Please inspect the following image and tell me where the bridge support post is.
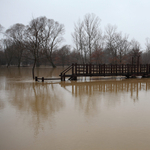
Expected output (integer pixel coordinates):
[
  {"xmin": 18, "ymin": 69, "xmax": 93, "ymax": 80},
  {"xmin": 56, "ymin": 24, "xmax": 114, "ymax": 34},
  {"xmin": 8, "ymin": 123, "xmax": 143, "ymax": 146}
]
[
  {"xmin": 61, "ymin": 73, "xmax": 62, "ymax": 81},
  {"xmin": 35, "ymin": 76, "xmax": 38, "ymax": 81},
  {"xmin": 73, "ymin": 75, "xmax": 77, "ymax": 80},
  {"xmin": 126, "ymin": 74, "xmax": 130, "ymax": 78},
  {"xmin": 62, "ymin": 74, "xmax": 65, "ymax": 81}
]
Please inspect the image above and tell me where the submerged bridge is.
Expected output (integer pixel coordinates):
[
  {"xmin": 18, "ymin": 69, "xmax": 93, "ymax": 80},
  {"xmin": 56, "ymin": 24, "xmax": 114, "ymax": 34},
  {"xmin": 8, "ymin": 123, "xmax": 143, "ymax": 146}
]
[
  {"xmin": 60, "ymin": 63, "xmax": 150, "ymax": 81},
  {"xmin": 35, "ymin": 63, "xmax": 150, "ymax": 82}
]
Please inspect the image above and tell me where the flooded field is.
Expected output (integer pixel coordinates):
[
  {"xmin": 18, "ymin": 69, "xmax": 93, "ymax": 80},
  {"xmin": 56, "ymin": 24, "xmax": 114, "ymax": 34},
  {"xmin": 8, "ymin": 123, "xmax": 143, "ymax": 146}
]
[{"xmin": 0, "ymin": 67, "xmax": 150, "ymax": 150}]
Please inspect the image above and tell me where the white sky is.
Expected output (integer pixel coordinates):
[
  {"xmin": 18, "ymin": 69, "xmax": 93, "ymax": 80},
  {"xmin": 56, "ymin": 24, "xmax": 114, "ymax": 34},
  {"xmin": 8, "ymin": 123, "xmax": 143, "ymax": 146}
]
[{"xmin": 1, "ymin": 0, "xmax": 150, "ymax": 50}]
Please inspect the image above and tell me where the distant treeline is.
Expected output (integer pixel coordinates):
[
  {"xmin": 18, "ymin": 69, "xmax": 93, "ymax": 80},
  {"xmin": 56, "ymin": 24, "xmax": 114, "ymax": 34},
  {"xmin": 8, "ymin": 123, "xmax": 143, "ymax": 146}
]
[{"xmin": 0, "ymin": 14, "xmax": 150, "ymax": 68}]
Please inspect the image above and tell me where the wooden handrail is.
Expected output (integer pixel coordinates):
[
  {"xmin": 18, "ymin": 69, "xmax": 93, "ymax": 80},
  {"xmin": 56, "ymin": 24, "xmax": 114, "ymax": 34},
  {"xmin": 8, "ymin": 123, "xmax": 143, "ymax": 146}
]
[
  {"xmin": 59, "ymin": 63, "xmax": 150, "ymax": 81},
  {"xmin": 60, "ymin": 64, "xmax": 73, "ymax": 75}
]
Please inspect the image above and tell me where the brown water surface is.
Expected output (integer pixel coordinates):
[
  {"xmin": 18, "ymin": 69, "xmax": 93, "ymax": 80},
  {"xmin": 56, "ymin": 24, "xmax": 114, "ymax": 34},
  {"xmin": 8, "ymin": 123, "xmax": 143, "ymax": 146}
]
[{"xmin": 0, "ymin": 67, "xmax": 150, "ymax": 150}]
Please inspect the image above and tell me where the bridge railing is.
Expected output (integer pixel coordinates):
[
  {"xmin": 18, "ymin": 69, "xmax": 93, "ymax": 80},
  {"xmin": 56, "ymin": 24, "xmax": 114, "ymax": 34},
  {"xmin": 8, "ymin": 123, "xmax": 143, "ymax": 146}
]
[
  {"xmin": 59, "ymin": 63, "xmax": 150, "ymax": 81},
  {"xmin": 72, "ymin": 64, "xmax": 150, "ymax": 76}
]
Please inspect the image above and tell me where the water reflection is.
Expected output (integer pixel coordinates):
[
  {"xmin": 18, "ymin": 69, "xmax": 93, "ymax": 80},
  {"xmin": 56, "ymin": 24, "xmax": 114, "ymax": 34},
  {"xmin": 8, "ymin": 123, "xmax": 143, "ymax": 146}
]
[
  {"xmin": 60, "ymin": 79, "xmax": 150, "ymax": 117},
  {"xmin": 61, "ymin": 79, "xmax": 150, "ymax": 101},
  {"xmin": 3, "ymin": 81, "xmax": 65, "ymax": 136}
]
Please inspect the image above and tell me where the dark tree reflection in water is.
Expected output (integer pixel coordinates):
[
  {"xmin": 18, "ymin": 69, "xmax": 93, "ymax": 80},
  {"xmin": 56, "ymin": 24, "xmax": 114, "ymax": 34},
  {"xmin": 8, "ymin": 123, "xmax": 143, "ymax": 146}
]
[{"xmin": 5, "ymin": 82, "xmax": 65, "ymax": 136}]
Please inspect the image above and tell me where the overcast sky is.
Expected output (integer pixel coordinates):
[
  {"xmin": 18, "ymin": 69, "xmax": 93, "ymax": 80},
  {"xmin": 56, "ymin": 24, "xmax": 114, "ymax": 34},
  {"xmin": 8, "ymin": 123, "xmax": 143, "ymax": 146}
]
[{"xmin": 1, "ymin": 0, "xmax": 150, "ymax": 50}]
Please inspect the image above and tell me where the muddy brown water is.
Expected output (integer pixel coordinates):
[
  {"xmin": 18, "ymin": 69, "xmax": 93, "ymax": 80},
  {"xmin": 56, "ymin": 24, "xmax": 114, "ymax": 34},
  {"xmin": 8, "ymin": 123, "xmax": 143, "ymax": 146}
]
[{"xmin": 0, "ymin": 67, "xmax": 150, "ymax": 150}]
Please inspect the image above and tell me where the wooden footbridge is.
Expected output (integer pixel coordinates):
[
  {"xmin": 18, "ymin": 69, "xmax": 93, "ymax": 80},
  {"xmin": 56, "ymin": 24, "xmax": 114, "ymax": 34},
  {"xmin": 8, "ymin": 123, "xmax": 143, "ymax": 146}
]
[{"xmin": 35, "ymin": 63, "xmax": 150, "ymax": 82}]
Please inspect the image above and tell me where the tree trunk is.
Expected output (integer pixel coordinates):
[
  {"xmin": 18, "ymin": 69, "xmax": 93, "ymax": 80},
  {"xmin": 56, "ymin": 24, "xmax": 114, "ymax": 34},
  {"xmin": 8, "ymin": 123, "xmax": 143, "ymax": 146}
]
[
  {"xmin": 18, "ymin": 61, "xmax": 20, "ymax": 67},
  {"xmin": 32, "ymin": 60, "xmax": 36, "ymax": 79},
  {"xmin": 50, "ymin": 61, "xmax": 56, "ymax": 68},
  {"xmin": 36, "ymin": 59, "xmax": 40, "ymax": 67},
  {"xmin": 49, "ymin": 56, "xmax": 56, "ymax": 68}
]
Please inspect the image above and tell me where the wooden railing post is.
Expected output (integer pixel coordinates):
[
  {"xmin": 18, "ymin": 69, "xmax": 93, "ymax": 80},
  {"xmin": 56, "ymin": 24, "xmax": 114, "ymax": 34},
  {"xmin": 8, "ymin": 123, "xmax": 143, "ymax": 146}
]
[
  {"xmin": 75, "ymin": 63, "xmax": 77, "ymax": 76},
  {"xmin": 89, "ymin": 64, "xmax": 91, "ymax": 75},
  {"xmin": 61, "ymin": 73, "xmax": 62, "ymax": 81},
  {"xmin": 127, "ymin": 64, "xmax": 129, "ymax": 74},
  {"xmin": 99, "ymin": 64, "xmax": 101, "ymax": 74},
  {"xmin": 42, "ymin": 77, "xmax": 44, "ymax": 82},
  {"xmin": 83, "ymin": 64, "xmax": 85, "ymax": 74},
  {"xmin": 78, "ymin": 64, "xmax": 80, "ymax": 74},
  {"xmin": 72, "ymin": 63, "xmax": 74, "ymax": 75},
  {"xmin": 63, "ymin": 73, "xmax": 65, "ymax": 81},
  {"xmin": 111, "ymin": 64, "xmax": 112, "ymax": 74},
  {"xmin": 131, "ymin": 64, "xmax": 133, "ymax": 74},
  {"xmin": 86, "ymin": 64, "xmax": 88, "ymax": 74},
  {"xmin": 137, "ymin": 64, "xmax": 139, "ymax": 75},
  {"xmin": 35, "ymin": 76, "xmax": 38, "ymax": 81},
  {"xmin": 146, "ymin": 64, "xmax": 148, "ymax": 73},
  {"xmin": 104, "ymin": 64, "xmax": 105, "ymax": 76}
]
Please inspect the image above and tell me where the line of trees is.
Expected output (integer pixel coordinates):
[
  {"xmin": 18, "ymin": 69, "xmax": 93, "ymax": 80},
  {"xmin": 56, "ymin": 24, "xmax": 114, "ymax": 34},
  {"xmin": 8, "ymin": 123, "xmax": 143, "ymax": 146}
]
[
  {"xmin": 72, "ymin": 14, "xmax": 150, "ymax": 65},
  {"xmin": 1, "ymin": 14, "xmax": 150, "ymax": 73}
]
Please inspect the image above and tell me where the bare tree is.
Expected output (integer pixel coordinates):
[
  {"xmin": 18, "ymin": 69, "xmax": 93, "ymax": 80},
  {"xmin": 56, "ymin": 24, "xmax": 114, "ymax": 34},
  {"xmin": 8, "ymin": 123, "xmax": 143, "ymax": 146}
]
[
  {"xmin": 72, "ymin": 13, "xmax": 102, "ymax": 63},
  {"xmin": 3, "ymin": 39, "xmax": 14, "ymax": 67},
  {"xmin": 24, "ymin": 17, "xmax": 47, "ymax": 79},
  {"xmin": 24, "ymin": 16, "xmax": 64, "ymax": 79},
  {"xmin": 105, "ymin": 24, "xmax": 119, "ymax": 63},
  {"xmin": 84, "ymin": 13, "xmax": 102, "ymax": 63},
  {"xmin": 0, "ymin": 38, "xmax": 6, "ymax": 65},
  {"xmin": 0, "ymin": 24, "xmax": 4, "ymax": 34},
  {"xmin": 129, "ymin": 39, "xmax": 142, "ymax": 64},
  {"xmin": 91, "ymin": 46, "xmax": 103, "ymax": 64},
  {"xmin": 0, "ymin": 50, "xmax": 5, "ymax": 65},
  {"xmin": 55, "ymin": 45, "xmax": 71, "ymax": 67},
  {"xmin": 116, "ymin": 34, "xmax": 130, "ymax": 64},
  {"xmin": 141, "ymin": 38, "xmax": 150, "ymax": 64},
  {"xmin": 5, "ymin": 23, "xmax": 25, "ymax": 67},
  {"xmin": 104, "ymin": 24, "xmax": 130, "ymax": 64},
  {"xmin": 145, "ymin": 38, "xmax": 150, "ymax": 52},
  {"xmin": 72, "ymin": 20, "xmax": 86, "ymax": 63},
  {"xmin": 42, "ymin": 19, "xmax": 65, "ymax": 68}
]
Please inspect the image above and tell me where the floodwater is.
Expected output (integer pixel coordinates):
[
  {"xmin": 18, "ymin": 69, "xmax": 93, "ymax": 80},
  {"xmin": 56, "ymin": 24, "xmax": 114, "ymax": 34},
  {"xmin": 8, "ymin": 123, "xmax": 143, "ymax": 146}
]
[{"xmin": 0, "ymin": 67, "xmax": 150, "ymax": 150}]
